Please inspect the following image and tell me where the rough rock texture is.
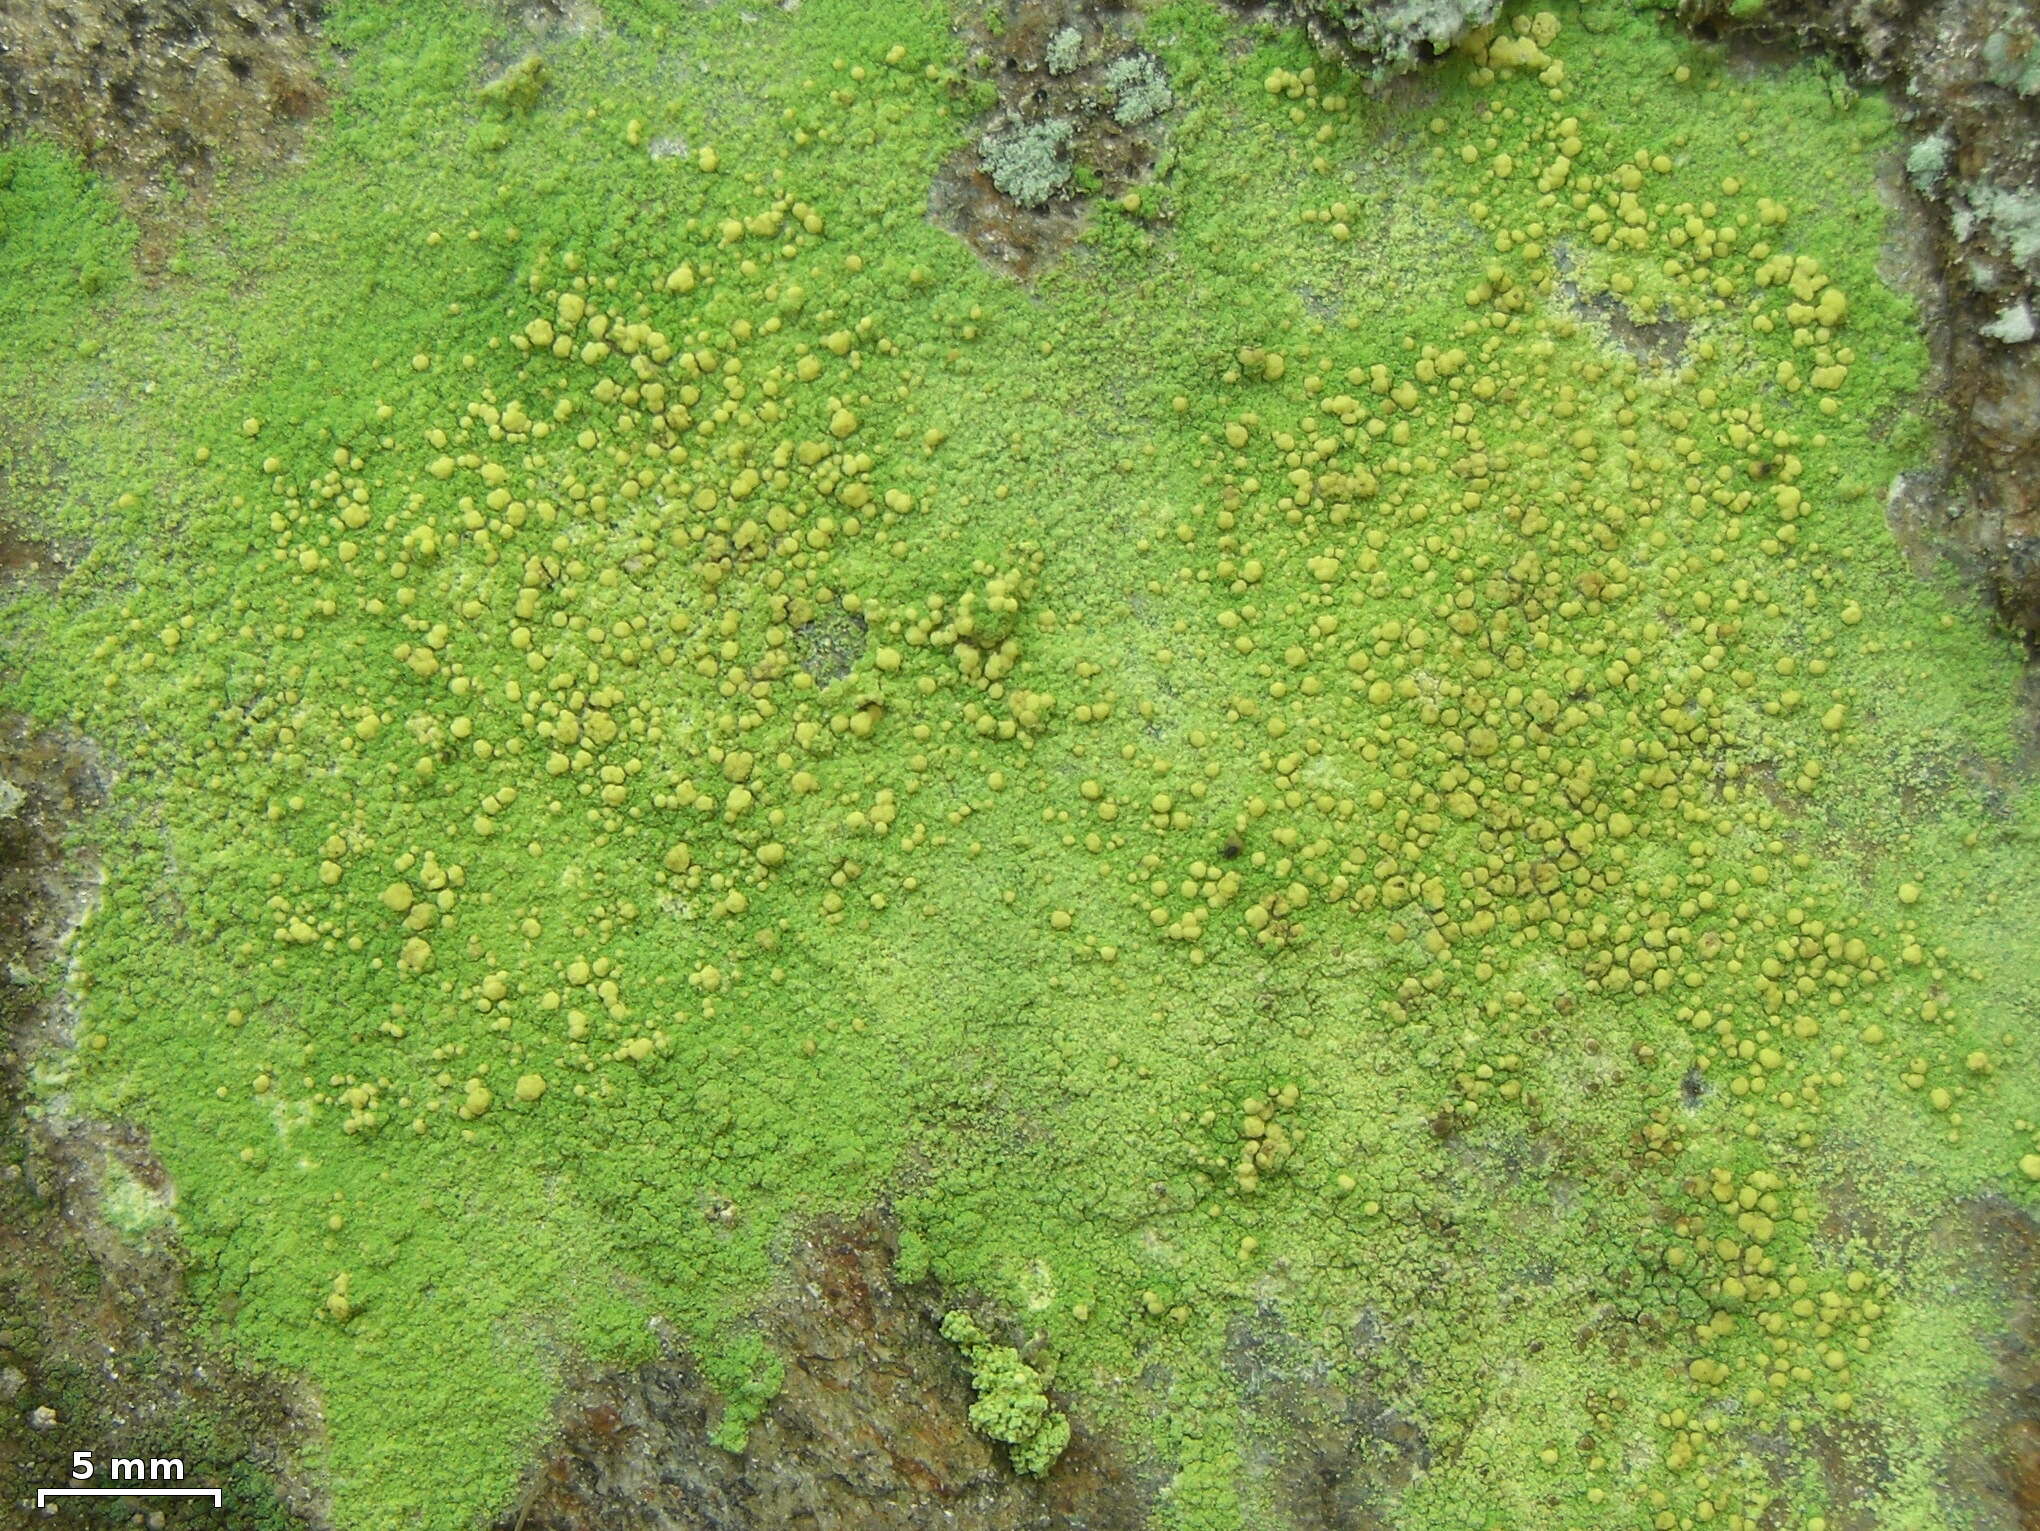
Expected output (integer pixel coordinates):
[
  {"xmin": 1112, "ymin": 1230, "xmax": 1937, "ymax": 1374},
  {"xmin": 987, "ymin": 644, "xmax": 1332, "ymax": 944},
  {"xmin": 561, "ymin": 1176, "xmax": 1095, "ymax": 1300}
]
[
  {"xmin": 1933, "ymin": 1198, "xmax": 2040, "ymax": 1531},
  {"xmin": 497, "ymin": 1215, "xmax": 1151, "ymax": 1530},
  {"xmin": 929, "ymin": 0, "xmax": 1170, "ymax": 279},
  {"xmin": 1676, "ymin": 0, "xmax": 2040, "ymax": 637},
  {"xmin": 0, "ymin": 0, "xmax": 327, "ymax": 217},
  {"xmin": 0, "ymin": 719, "xmax": 322, "ymax": 1529},
  {"xmin": 1225, "ymin": 1307, "xmax": 1431, "ymax": 1530},
  {"xmin": 1288, "ymin": 0, "xmax": 1504, "ymax": 76}
]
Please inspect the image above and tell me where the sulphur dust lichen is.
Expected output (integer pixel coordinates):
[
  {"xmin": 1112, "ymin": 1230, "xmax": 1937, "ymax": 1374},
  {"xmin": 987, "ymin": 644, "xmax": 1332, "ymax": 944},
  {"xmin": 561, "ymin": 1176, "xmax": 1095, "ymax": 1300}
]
[
  {"xmin": 941, "ymin": 1309, "xmax": 1071, "ymax": 1476},
  {"xmin": 478, "ymin": 53, "xmax": 548, "ymax": 116},
  {"xmin": 1, "ymin": 0, "xmax": 2036, "ymax": 1528}
]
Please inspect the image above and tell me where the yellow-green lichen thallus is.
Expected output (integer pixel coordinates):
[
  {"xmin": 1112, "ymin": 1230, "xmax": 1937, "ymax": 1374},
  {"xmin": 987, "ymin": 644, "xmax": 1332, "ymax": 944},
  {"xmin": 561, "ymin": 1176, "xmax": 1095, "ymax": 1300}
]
[{"xmin": 2, "ymin": 2, "xmax": 2036, "ymax": 1528}]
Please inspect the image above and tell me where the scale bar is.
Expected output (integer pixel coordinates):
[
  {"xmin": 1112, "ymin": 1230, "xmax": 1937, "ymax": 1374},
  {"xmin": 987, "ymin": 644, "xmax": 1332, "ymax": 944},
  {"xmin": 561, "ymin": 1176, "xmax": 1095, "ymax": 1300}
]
[{"xmin": 37, "ymin": 1488, "xmax": 223, "ymax": 1506}]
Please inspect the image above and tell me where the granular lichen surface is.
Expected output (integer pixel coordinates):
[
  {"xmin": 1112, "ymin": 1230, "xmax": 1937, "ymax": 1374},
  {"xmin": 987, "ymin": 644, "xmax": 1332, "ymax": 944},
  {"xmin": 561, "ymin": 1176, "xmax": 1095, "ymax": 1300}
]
[{"xmin": 2, "ymin": 2, "xmax": 2038, "ymax": 1527}]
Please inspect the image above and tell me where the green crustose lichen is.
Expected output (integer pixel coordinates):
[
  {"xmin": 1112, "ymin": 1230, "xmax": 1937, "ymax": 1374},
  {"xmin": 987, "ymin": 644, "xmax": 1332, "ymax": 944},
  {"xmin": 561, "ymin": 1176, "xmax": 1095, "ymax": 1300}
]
[
  {"xmin": 941, "ymin": 1309, "xmax": 1072, "ymax": 1475},
  {"xmin": 1, "ymin": 2, "xmax": 2037, "ymax": 1529}
]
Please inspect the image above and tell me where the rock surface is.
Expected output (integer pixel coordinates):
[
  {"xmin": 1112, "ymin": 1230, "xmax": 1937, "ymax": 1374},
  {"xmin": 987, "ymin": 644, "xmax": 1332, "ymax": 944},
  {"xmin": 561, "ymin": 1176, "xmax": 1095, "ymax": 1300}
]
[
  {"xmin": 0, "ymin": 719, "xmax": 324, "ymax": 1529},
  {"xmin": 0, "ymin": 0, "xmax": 326, "ymax": 235},
  {"xmin": 1934, "ymin": 1197, "xmax": 2040, "ymax": 1530},
  {"xmin": 497, "ymin": 1215, "xmax": 1151, "ymax": 1531}
]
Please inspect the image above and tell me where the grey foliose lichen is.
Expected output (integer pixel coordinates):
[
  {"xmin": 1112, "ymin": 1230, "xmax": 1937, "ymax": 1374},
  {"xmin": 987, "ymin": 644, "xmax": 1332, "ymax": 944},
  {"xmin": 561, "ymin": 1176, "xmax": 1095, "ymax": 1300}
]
[
  {"xmin": 1045, "ymin": 26, "xmax": 1082, "ymax": 77},
  {"xmin": 1906, "ymin": 131, "xmax": 1951, "ymax": 195},
  {"xmin": 1104, "ymin": 54, "xmax": 1172, "ymax": 126},
  {"xmin": 979, "ymin": 118, "xmax": 1075, "ymax": 208},
  {"xmin": 1294, "ymin": 0, "xmax": 1504, "ymax": 76}
]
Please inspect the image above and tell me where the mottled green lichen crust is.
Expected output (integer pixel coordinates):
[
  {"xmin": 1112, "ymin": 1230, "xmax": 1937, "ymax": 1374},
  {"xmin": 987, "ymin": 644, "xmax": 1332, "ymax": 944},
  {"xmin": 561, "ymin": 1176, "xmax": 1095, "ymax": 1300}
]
[{"xmin": 3, "ymin": 1, "xmax": 2040, "ymax": 1528}]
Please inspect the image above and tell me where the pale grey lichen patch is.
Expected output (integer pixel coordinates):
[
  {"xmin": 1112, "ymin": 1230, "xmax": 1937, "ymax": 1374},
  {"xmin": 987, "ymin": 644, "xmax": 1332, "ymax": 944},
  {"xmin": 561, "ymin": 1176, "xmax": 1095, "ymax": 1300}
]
[
  {"xmin": 1104, "ymin": 54, "xmax": 1171, "ymax": 127},
  {"xmin": 1981, "ymin": 300, "xmax": 2035, "ymax": 344},
  {"xmin": 99, "ymin": 1156, "xmax": 176, "ymax": 1238},
  {"xmin": 978, "ymin": 118, "xmax": 1075, "ymax": 208},
  {"xmin": 1295, "ymin": 0, "xmax": 1503, "ymax": 77},
  {"xmin": 1906, "ymin": 132, "xmax": 1951, "ymax": 196},
  {"xmin": 1982, "ymin": 28, "xmax": 2040, "ymax": 97},
  {"xmin": 1046, "ymin": 25, "xmax": 1082, "ymax": 76},
  {"xmin": 1960, "ymin": 180, "xmax": 2040, "ymax": 269}
]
